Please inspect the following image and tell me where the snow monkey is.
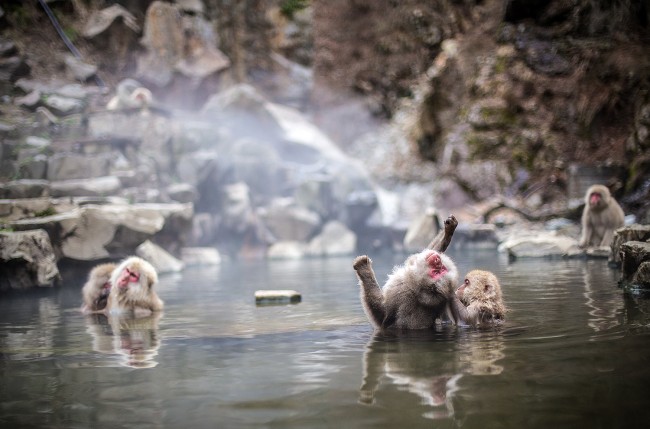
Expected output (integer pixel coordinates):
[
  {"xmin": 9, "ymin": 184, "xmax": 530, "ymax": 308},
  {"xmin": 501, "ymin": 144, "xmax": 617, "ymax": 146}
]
[
  {"xmin": 353, "ymin": 215, "xmax": 460, "ymax": 330},
  {"xmin": 106, "ymin": 79, "xmax": 153, "ymax": 111},
  {"xmin": 450, "ymin": 270, "xmax": 506, "ymax": 325},
  {"xmin": 106, "ymin": 256, "xmax": 164, "ymax": 316},
  {"xmin": 578, "ymin": 184, "xmax": 625, "ymax": 248},
  {"xmin": 81, "ymin": 263, "xmax": 116, "ymax": 313}
]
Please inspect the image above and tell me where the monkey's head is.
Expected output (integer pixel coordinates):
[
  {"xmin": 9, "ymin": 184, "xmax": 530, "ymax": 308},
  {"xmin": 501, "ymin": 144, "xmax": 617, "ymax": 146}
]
[
  {"xmin": 585, "ymin": 184, "xmax": 611, "ymax": 211},
  {"xmin": 456, "ymin": 270, "xmax": 502, "ymax": 306},
  {"xmin": 403, "ymin": 249, "xmax": 458, "ymax": 294},
  {"xmin": 110, "ymin": 256, "xmax": 158, "ymax": 297}
]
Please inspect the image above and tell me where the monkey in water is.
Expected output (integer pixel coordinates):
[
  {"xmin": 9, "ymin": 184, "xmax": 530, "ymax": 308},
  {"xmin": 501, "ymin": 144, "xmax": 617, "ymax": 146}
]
[
  {"xmin": 353, "ymin": 215, "xmax": 460, "ymax": 331},
  {"xmin": 578, "ymin": 184, "xmax": 625, "ymax": 248},
  {"xmin": 81, "ymin": 263, "xmax": 116, "ymax": 313},
  {"xmin": 353, "ymin": 250, "xmax": 459, "ymax": 330},
  {"xmin": 106, "ymin": 256, "xmax": 164, "ymax": 316},
  {"xmin": 449, "ymin": 270, "xmax": 506, "ymax": 326}
]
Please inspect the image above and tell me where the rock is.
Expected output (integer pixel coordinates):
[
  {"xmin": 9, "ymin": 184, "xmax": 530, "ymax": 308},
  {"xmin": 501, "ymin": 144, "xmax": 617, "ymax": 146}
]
[
  {"xmin": 10, "ymin": 203, "xmax": 191, "ymax": 261},
  {"xmin": 632, "ymin": 261, "xmax": 650, "ymax": 287},
  {"xmin": 259, "ymin": 199, "xmax": 321, "ymax": 242},
  {"xmin": 0, "ymin": 38, "xmax": 16, "ymax": 57},
  {"xmin": 0, "ymin": 55, "xmax": 30, "ymax": 82},
  {"xmin": 453, "ymin": 224, "xmax": 500, "ymax": 249},
  {"xmin": 0, "ymin": 180, "xmax": 50, "ymax": 199},
  {"xmin": 64, "ymin": 55, "xmax": 97, "ymax": 82},
  {"xmin": 47, "ymin": 153, "xmax": 112, "ymax": 181},
  {"xmin": 0, "ymin": 198, "xmax": 59, "ymax": 222},
  {"xmin": 403, "ymin": 209, "xmax": 440, "ymax": 252},
  {"xmin": 136, "ymin": 240, "xmax": 184, "ymax": 273},
  {"xmin": 82, "ymin": 4, "xmax": 140, "ymax": 38},
  {"xmin": 181, "ymin": 247, "xmax": 221, "ymax": 266},
  {"xmin": 499, "ymin": 232, "xmax": 581, "ymax": 259},
  {"xmin": 254, "ymin": 289, "xmax": 301, "ymax": 305},
  {"xmin": 50, "ymin": 176, "xmax": 121, "ymax": 197},
  {"xmin": 136, "ymin": 1, "xmax": 228, "ymax": 87},
  {"xmin": 467, "ymin": 98, "xmax": 514, "ymax": 130},
  {"xmin": 166, "ymin": 183, "xmax": 198, "ymax": 204},
  {"xmin": 14, "ymin": 90, "xmax": 41, "ymax": 110},
  {"xmin": 267, "ymin": 241, "xmax": 307, "ymax": 259},
  {"xmin": 55, "ymin": 83, "xmax": 93, "ymax": 100},
  {"xmin": 43, "ymin": 95, "xmax": 84, "ymax": 116},
  {"xmin": 610, "ymin": 224, "xmax": 650, "ymax": 265},
  {"xmin": 18, "ymin": 154, "xmax": 48, "ymax": 180},
  {"xmin": 620, "ymin": 241, "xmax": 650, "ymax": 287},
  {"xmin": 0, "ymin": 230, "xmax": 61, "ymax": 291},
  {"xmin": 307, "ymin": 221, "xmax": 357, "ymax": 256}
]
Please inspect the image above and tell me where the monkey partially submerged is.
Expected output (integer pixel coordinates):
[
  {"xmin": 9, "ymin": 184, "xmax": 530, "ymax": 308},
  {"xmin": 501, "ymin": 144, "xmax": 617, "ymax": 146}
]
[
  {"xmin": 353, "ymin": 215, "xmax": 460, "ymax": 331},
  {"xmin": 450, "ymin": 270, "xmax": 506, "ymax": 325},
  {"xmin": 578, "ymin": 184, "xmax": 625, "ymax": 248},
  {"xmin": 81, "ymin": 263, "xmax": 116, "ymax": 313},
  {"xmin": 81, "ymin": 257, "xmax": 164, "ymax": 317},
  {"xmin": 107, "ymin": 256, "xmax": 164, "ymax": 316}
]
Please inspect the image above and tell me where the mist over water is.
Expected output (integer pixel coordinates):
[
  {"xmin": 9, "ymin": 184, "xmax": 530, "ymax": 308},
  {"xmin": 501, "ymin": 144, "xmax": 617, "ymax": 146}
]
[{"xmin": 1, "ymin": 250, "xmax": 650, "ymax": 428}]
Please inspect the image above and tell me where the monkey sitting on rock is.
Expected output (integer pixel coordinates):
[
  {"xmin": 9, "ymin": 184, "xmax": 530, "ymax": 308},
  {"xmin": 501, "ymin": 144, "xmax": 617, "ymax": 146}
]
[
  {"xmin": 578, "ymin": 184, "xmax": 625, "ymax": 249},
  {"xmin": 450, "ymin": 270, "xmax": 506, "ymax": 326},
  {"xmin": 81, "ymin": 256, "xmax": 164, "ymax": 317}
]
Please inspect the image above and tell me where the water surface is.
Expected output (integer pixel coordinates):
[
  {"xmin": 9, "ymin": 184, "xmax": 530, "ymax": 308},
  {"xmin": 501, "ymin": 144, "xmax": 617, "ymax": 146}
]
[{"xmin": 1, "ymin": 250, "xmax": 650, "ymax": 428}]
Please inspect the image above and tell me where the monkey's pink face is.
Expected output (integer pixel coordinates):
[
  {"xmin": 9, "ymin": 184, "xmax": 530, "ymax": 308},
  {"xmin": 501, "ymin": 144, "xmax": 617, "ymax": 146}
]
[
  {"xmin": 424, "ymin": 251, "xmax": 449, "ymax": 281},
  {"xmin": 589, "ymin": 192, "xmax": 601, "ymax": 207},
  {"xmin": 116, "ymin": 267, "xmax": 140, "ymax": 288}
]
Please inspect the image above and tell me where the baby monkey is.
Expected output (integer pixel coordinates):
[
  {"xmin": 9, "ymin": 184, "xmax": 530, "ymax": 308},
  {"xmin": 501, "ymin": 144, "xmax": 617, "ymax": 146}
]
[{"xmin": 451, "ymin": 270, "xmax": 506, "ymax": 325}]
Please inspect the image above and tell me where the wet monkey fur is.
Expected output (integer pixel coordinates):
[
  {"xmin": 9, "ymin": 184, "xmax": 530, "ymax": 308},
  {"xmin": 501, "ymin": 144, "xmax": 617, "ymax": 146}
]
[
  {"xmin": 450, "ymin": 270, "xmax": 506, "ymax": 325},
  {"xmin": 579, "ymin": 184, "xmax": 625, "ymax": 248},
  {"xmin": 81, "ymin": 263, "xmax": 116, "ymax": 313},
  {"xmin": 107, "ymin": 256, "xmax": 164, "ymax": 315},
  {"xmin": 353, "ymin": 215, "xmax": 461, "ymax": 330},
  {"xmin": 81, "ymin": 257, "xmax": 163, "ymax": 316}
]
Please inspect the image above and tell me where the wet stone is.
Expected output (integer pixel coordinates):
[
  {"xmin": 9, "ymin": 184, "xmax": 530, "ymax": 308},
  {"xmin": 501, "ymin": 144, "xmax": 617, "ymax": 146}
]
[{"xmin": 254, "ymin": 290, "xmax": 302, "ymax": 305}]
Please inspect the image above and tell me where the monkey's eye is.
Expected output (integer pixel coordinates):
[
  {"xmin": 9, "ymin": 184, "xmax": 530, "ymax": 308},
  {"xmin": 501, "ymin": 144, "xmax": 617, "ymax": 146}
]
[
  {"xmin": 464, "ymin": 279, "xmax": 470, "ymax": 285},
  {"xmin": 126, "ymin": 268, "xmax": 138, "ymax": 280}
]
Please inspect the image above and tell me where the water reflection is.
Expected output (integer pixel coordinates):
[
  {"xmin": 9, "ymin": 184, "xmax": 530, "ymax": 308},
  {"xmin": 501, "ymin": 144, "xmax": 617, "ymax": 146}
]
[
  {"xmin": 359, "ymin": 327, "xmax": 506, "ymax": 420},
  {"xmin": 581, "ymin": 261, "xmax": 624, "ymax": 335},
  {"xmin": 84, "ymin": 313, "xmax": 162, "ymax": 368}
]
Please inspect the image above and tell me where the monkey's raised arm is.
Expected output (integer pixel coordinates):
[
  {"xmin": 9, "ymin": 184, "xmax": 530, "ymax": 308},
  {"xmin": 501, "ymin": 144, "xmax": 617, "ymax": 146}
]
[
  {"xmin": 353, "ymin": 256, "xmax": 386, "ymax": 329},
  {"xmin": 427, "ymin": 215, "xmax": 458, "ymax": 253}
]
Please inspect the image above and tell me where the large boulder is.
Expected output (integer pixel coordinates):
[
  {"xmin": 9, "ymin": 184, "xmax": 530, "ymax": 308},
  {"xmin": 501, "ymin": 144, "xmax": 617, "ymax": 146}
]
[
  {"xmin": 9, "ymin": 203, "xmax": 192, "ymax": 261},
  {"xmin": 610, "ymin": 224, "xmax": 650, "ymax": 265},
  {"xmin": 620, "ymin": 241, "xmax": 650, "ymax": 288},
  {"xmin": 307, "ymin": 221, "xmax": 357, "ymax": 257},
  {"xmin": 499, "ymin": 232, "xmax": 581, "ymax": 259},
  {"xmin": 259, "ymin": 198, "xmax": 321, "ymax": 242},
  {"xmin": 0, "ymin": 230, "xmax": 61, "ymax": 291}
]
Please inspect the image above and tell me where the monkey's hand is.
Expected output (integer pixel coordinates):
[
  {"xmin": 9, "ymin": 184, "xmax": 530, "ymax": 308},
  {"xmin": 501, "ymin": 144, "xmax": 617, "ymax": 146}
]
[
  {"xmin": 353, "ymin": 255, "xmax": 372, "ymax": 271},
  {"xmin": 444, "ymin": 215, "xmax": 458, "ymax": 234}
]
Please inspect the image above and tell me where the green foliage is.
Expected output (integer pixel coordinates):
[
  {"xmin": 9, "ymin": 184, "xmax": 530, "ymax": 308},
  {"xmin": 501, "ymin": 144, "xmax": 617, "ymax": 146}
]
[
  {"xmin": 280, "ymin": 0, "xmax": 309, "ymax": 19},
  {"xmin": 63, "ymin": 27, "xmax": 78, "ymax": 43},
  {"xmin": 34, "ymin": 207, "xmax": 57, "ymax": 218}
]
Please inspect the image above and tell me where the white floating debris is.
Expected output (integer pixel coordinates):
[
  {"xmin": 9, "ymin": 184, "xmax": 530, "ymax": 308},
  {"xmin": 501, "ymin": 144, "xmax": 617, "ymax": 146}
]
[{"xmin": 254, "ymin": 290, "xmax": 302, "ymax": 305}]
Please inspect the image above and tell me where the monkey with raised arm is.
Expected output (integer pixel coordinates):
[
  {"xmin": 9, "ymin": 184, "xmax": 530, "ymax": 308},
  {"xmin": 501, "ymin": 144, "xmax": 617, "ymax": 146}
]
[
  {"xmin": 578, "ymin": 184, "xmax": 625, "ymax": 248},
  {"xmin": 353, "ymin": 215, "xmax": 459, "ymax": 331},
  {"xmin": 106, "ymin": 256, "xmax": 164, "ymax": 316},
  {"xmin": 449, "ymin": 270, "xmax": 506, "ymax": 326},
  {"xmin": 81, "ymin": 263, "xmax": 116, "ymax": 313}
]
